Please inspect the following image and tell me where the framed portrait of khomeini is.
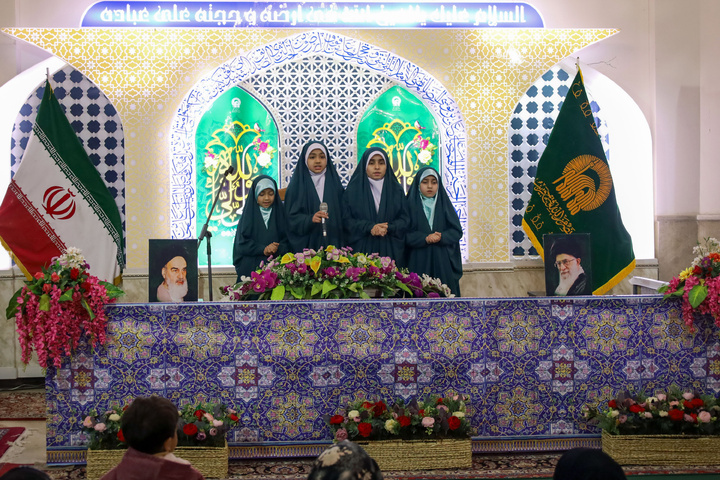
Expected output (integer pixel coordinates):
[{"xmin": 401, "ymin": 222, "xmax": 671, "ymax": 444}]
[
  {"xmin": 148, "ymin": 239, "xmax": 198, "ymax": 302},
  {"xmin": 543, "ymin": 233, "xmax": 593, "ymax": 296}
]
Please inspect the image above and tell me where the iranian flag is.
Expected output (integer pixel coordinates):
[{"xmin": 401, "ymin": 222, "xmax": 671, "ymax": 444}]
[{"xmin": 0, "ymin": 81, "xmax": 124, "ymax": 283}]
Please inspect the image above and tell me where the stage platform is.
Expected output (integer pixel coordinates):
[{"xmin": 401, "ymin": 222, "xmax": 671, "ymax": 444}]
[{"xmin": 45, "ymin": 295, "xmax": 717, "ymax": 464}]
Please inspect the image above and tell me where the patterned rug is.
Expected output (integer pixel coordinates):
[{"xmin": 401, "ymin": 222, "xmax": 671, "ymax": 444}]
[
  {"xmin": 25, "ymin": 453, "xmax": 720, "ymax": 479},
  {"xmin": 0, "ymin": 391, "xmax": 46, "ymax": 420},
  {"xmin": 0, "ymin": 428, "xmax": 25, "ymax": 458}
]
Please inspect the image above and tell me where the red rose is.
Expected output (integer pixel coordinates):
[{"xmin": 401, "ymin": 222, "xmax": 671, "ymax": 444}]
[
  {"xmin": 183, "ymin": 423, "xmax": 198, "ymax": 435},
  {"xmin": 43, "ymin": 284, "xmax": 51, "ymax": 294},
  {"xmin": 691, "ymin": 398, "xmax": 704, "ymax": 409},
  {"xmin": 694, "ymin": 265, "xmax": 702, "ymax": 275},
  {"xmin": 608, "ymin": 400, "xmax": 617, "ymax": 408},
  {"xmin": 51, "ymin": 272, "xmax": 60, "ymax": 283},
  {"xmin": 117, "ymin": 429, "xmax": 125, "ymax": 442},
  {"xmin": 629, "ymin": 404, "xmax": 645, "ymax": 413},
  {"xmin": 81, "ymin": 281, "xmax": 91, "ymax": 292},
  {"xmin": 419, "ymin": 409, "xmax": 425, "ymax": 416},
  {"xmin": 362, "ymin": 402, "xmax": 373, "ymax": 409},
  {"xmin": 358, "ymin": 422, "xmax": 372, "ymax": 437},
  {"xmin": 372, "ymin": 401, "xmax": 387, "ymax": 416},
  {"xmin": 70, "ymin": 268, "xmax": 79, "ymax": 280},
  {"xmin": 691, "ymin": 413, "xmax": 698, "ymax": 423},
  {"xmin": 398, "ymin": 415, "xmax": 411, "ymax": 427},
  {"xmin": 330, "ymin": 415, "xmax": 345, "ymax": 425},
  {"xmin": 34, "ymin": 272, "xmax": 44, "ymax": 280},
  {"xmin": 194, "ymin": 409, "xmax": 206, "ymax": 420},
  {"xmin": 668, "ymin": 408, "xmax": 684, "ymax": 421},
  {"xmin": 448, "ymin": 416, "xmax": 461, "ymax": 430},
  {"xmin": 229, "ymin": 414, "xmax": 239, "ymax": 422},
  {"xmin": 437, "ymin": 398, "xmax": 444, "ymax": 404},
  {"xmin": 683, "ymin": 400, "xmax": 693, "ymax": 410}
]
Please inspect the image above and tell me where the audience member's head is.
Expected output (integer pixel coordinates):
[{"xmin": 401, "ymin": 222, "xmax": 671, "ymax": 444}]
[
  {"xmin": 308, "ymin": 440, "xmax": 383, "ymax": 480},
  {"xmin": 121, "ymin": 395, "xmax": 179, "ymax": 455},
  {"xmin": 0, "ymin": 466, "xmax": 51, "ymax": 480},
  {"xmin": 553, "ymin": 448, "xmax": 626, "ymax": 480}
]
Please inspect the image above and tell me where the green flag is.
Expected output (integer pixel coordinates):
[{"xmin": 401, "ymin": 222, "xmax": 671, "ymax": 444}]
[{"xmin": 522, "ymin": 69, "xmax": 635, "ymax": 295}]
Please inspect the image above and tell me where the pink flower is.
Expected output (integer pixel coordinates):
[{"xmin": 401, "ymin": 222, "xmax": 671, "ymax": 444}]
[
  {"xmin": 209, "ymin": 428, "xmax": 217, "ymax": 436},
  {"xmin": 421, "ymin": 417, "xmax": 435, "ymax": 428},
  {"xmin": 34, "ymin": 272, "xmax": 44, "ymax": 280},
  {"xmin": 683, "ymin": 392, "xmax": 694, "ymax": 400},
  {"xmin": 699, "ymin": 411, "xmax": 712, "ymax": 423},
  {"xmin": 213, "ymin": 419, "xmax": 224, "ymax": 427},
  {"xmin": 684, "ymin": 414, "xmax": 695, "ymax": 423},
  {"xmin": 669, "ymin": 400, "xmax": 680, "ymax": 407},
  {"xmin": 196, "ymin": 432, "xmax": 206, "ymax": 441},
  {"xmin": 421, "ymin": 138, "xmax": 429, "ymax": 149},
  {"xmin": 203, "ymin": 412, "xmax": 215, "ymax": 422},
  {"xmin": 335, "ymin": 428, "xmax": 348, "ymax": 441},
  {"xmin": 94, "ymin": 423, "xmax": 106, "ymax": 432},
  {"xmin": 258, "ymin": 141, "xmax": 268, "ymax": 153},
  {"xmin": 51, "ymin": 272, "xmax": 60, "ymax": 283},
  {"xmin": 438, "ymin": 405, "xmax": 449, "ymax": 412},
  {"xmin": 657, "ymin": 394, "xmax": 667, "ymax": 401},
  {"xmin": 83, "ymin": 416, "xmax": 93, "ymax": 427},
  {"xmin": 618, "ymin": 415, "xmax": 627, "ymax": 423},
  {"xmin": 644, "ymin": 412, "xmax": 653, "ymax": 419}
]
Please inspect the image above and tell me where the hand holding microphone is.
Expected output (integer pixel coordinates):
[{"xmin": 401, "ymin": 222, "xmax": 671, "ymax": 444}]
[{"xmin": 319, "ymin": 202, "xmax": 329, "ymax": 237}]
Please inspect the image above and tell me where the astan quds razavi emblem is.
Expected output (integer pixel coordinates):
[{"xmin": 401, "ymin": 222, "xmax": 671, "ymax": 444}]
[
  {"xmin": 195, "ymin": 86, "xmax": 280, "ymax": 267},
  {"xmin": 357, "ymin": 86, "xmax": 440, "ymax": 191},
  {"xmin": 553, "ymin": 154, "xmax": 612, "ymax": 216}
]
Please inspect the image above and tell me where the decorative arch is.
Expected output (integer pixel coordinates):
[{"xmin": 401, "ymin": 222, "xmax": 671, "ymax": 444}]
[{"xmin": 170, "ymin": 30, "xmax": 468, "ymax": 260}]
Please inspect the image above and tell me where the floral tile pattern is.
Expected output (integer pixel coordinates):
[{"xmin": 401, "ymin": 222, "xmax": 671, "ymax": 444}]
[{"xmin": 47, "ymin": 297, "xmax": 708, "ymax": 454}]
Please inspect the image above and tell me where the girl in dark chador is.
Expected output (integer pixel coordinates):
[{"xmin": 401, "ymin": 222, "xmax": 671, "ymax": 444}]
[
  {"xmin": 342, "ymin": 147, "xmax": 409, "ymax": 264},
  {"xmin": 405, "ymin": 166, "xmax": 463, "ymax": 296},
  {"xmin": 232, "ymin": 175, "xmax": 289, "ymax": 282},
  {"xmin": 284, "ymin": 141, "xmax": 345, "ymax": 251}
]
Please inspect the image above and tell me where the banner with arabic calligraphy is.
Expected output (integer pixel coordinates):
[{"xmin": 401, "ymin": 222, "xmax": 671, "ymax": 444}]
[
  {"xmin": 357, "ymin": 86, "xmax": 440, "ymax": 191},
  {"xmin": 195, "ymin": 87, "xmax": 279, "ymax": 267}
]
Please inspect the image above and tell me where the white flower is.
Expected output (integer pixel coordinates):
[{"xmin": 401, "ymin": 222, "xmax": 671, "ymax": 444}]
[
  {"xmin": 257, "ymin": 152, "xmax": 272, "ymax": 167},
  {"xmin": 418, "ymin": 150, "xmax": 432, "ymax": 164},
  {"xmin": 609, "ymin": 410, "xmax": 619, "ymax": 418},
  {"xmin": 658, "ymin": 410, "xmax": 669, "ymax": 417},
  {"xmin": 385, "ymin": 419, "xmax": 397, "ymax": 433},
  {"xmin": 452, "ymin": 411, "xmax": 465, "ymax": 418},
  {"xmin": 348, "ymin": 410, "xmax": 359, "ymax": 418},
  {"xmin": 108, "ymin": 413, "xmax": 121, "ymax": 422},
  {"xmin": 204, "ymin": 154, "xmax": 218, "ymax": 170}
]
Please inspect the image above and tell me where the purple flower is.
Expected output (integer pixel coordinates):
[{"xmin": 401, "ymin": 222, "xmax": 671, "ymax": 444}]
[
  {"xmin": 197, "ymin": 432, "xmax": 206, "ymax": 441},
  {"xmin": 427, "ymin": 291, "xmax": 440, "ymax": 298},
  {"xmin": 324, "ymin": 267, "xmax": 339, "ymax": 277}
]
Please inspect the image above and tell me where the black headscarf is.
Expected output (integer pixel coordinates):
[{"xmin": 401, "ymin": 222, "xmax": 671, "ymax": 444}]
[
  {"xmin": 308, "ymin": 441, "xmax": 383, "ymax": 480},
  {"xmin": 284, "ymin": 141, "xmax": 345, "ymax": 252},
  {"xmin": 405, "ymin": 166, "xmax": 463, "ymax": 296},
  {"xmin": 342, "ymin": 147, "xmax": 409, "ymax": 265},
  {"xmin": 232, "ymin": 175, "xmax": 289, "ymax": 282},
  {"xmin": 553, "ymin": 448, "xmax": 626, "ymax": 480}
]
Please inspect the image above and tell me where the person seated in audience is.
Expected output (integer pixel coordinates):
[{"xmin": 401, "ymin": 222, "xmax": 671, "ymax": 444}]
[
  {"xmin": 307, "ymin": 440, "xmax": 383, "ymax": 480},
  {"xmin": 553, "ymin": 447, "xmax": 626, "ymax": 480},
  {"xmin": 0, "ymin": 467, "xmax": 51, "ymax": 480},
  {"xmin": 232, "ymin": 175, "xmax": 290, "ymax": 282},
  {"xmin": 284, "ymin": 141, "xmax": 345, "ymax": 251},
  {"xmin": 343, "ymin": 147, "xmax": 409, "ymax": 265},
  {"xmin": 100, "ymin": 396, "xmax": 204, "ymax": 480},
  {"xmin": 405, "ymin": 166, "xmax": 463, "ymax": 296}
]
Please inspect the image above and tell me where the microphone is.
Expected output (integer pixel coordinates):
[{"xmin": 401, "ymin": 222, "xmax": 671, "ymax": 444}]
[
  {"xmin": 319, "ymin": 202, "xmax": 328, "ymax": 238},
  {"xmin": 224, "ymin": 165, "xmax": 236, "ymax": 177}
]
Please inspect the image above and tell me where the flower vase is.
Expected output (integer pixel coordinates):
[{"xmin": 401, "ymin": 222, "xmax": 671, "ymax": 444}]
[
  {"xmin": 358, "ymin": 438, "xmax": 471, "ymax": 470},
  {"xmin": 602, "ymin": 431, "xmax": 720, "ymax": 465}
]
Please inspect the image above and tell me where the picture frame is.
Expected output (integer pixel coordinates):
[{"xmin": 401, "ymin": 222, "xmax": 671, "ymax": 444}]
[
  {"xmin": 148, "ymin": 239, "xmax": 199, "ymax": 302},
  {"xmin": 543, "ymin": 233, "xmax": 593, "ymax": 296}
]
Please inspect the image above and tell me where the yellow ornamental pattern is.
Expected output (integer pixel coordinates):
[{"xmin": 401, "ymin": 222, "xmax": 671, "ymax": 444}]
[{"xmin": 3, "ymin": 27, "xmax": 616, "ymax": 266}]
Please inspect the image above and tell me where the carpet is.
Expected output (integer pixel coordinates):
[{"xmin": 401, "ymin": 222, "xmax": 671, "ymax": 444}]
[
  {"xmin": 0, "ymin": 428, "xmax": 25, "ymax": 459},
  {"xmin": 0, "ymin": 391, "xmax": 46, "ymax": 420},
  {"xmin": 28, "ymin": 453, "xmax": 720, "ymax": 479}
]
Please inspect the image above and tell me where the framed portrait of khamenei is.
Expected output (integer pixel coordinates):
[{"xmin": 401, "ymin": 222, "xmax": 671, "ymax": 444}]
[
  {"xmin": 543, "ymin": 233, "xmax": 593, "ymax": 297},
  {"xmin": 148, "ymin": 239, "xmax": 199, "ymax": 302}
]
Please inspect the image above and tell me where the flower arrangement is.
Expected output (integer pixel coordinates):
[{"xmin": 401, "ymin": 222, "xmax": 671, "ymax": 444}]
[
  {"xmin": 585, "ymin": 388, "xmax": 720, "ymax": 436},
  {"xmin": 221, "ymin": 245, "xmax": 453, "ymax": 301},
  {"xmin": 177, "ymin": 401, "xmax": 240, "ymax": 447},
  {"xmin": 659, "ymin": 237, "xmax": 720, "ymax": 331},
  {"xmin": 325, "ymin": 395, "xmax": 472, "ymax": 442},
  {"xmin": 251, "ymin": 136, "xmax": 276, "ymax": 168},
  {"xmin": 413, "ymin": 135, "xmax": 437, "ymax": 165},
  {"xmin": 81, "ymin": 405, "xmax": 127, "ymax": 450},
  {"xmin": 5, "ymin": 248, "xmax": 124, "ymax": 368}
]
